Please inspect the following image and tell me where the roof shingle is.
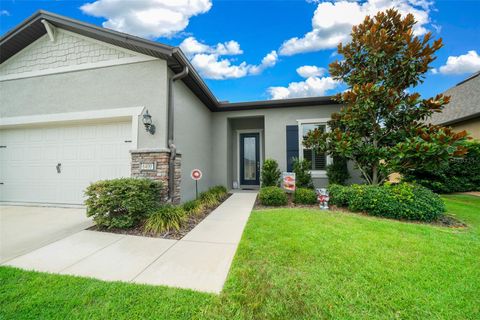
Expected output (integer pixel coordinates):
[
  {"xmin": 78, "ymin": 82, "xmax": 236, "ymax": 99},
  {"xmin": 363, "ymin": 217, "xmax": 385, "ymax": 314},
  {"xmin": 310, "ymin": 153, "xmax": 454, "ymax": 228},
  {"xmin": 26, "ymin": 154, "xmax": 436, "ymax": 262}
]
[{"xmin": 429, "ymin": 71, "xmax": 480, "ymax": 125}]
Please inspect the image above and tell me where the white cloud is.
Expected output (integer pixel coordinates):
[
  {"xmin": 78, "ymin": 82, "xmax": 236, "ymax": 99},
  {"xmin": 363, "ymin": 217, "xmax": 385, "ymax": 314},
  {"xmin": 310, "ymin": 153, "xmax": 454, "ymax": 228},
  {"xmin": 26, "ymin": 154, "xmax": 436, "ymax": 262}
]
[
  {"xmin": 0, "ymin": 10, "xmax": 10, "ymax": 16},
  {"xmin": 432, "ymin": 50, "xmax": 480, "ymax": 75},
  {"xmin": 296, "ymin": 65, "xmax": 326, "ymax": 78},
  {"xmin": 268, "ymin": 76, "xmax": 339, "ymax": 99},
  {"xmin": 250, "ymin": 50, "xmax": 278, "ymax": 75},
  {"xmin": 180, "ymin": 36, "xmax": 243, "ymax": 57},
  {"xmin": 80, "ymin": 0, "xmax": 212, "ymax": 38},
  {"xmin": 189, "ymin": 54, "xmax": 250, "ymax": 79},
  {"xmin": 279, "ymin": 0, "xmax": 434, "ymax": 56},
  {"xmin": 180, "ymin": 37, "xmax": 278, "ymax": 79}
]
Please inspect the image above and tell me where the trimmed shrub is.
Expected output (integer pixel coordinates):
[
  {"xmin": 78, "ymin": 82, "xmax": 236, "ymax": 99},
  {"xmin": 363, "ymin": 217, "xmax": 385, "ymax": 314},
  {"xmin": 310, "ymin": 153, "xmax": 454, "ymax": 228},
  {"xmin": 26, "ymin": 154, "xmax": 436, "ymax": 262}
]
[
  {"xmin": 85, "ymin": 178, "xmax": 162, "ymax": 229},
  {"xmin": 328, "ymin": 184, "xmax": 353, "ymax": 207},
  {"xmin": 199, "ymin": 191, "xmax": 220, "ymax": 208},
  {"xmin": 259, "ymin": 186, "xmax": 288, "ymax": 206},
  {"xmin": 327, "ymin": 156, "xmax": 350, "ymax": 185},
  {"xmin": 293, "ymin": 188, "xmax": 317, "ymax": 205},
  {"xmin": 144, "ymin": 205, "xmax": 187, "ymax": 234},
  {"xmin": 199, "ymin": 185, "xmax": 228, "ymax": 208},
  {"xmin": 402, "ymin": 141, "xmax": 480, "ymax": 193},
  {"xmin": 329, "ymin": 183, "xmax": 445, "ymax": 221},
  {"xmin": 209, "ymin": 185, "xmax": 228, "ymax": 200},
  {"xmin": 183, "ymin": 199, "xmax": 204, "ymax": 216},
  {"xmin": 261, "ymin": 159, "xmax": 281, "ymax": 187},
  {"xmin": 293, "ymin": 158, "xmax": 314, "ymax": 189}
]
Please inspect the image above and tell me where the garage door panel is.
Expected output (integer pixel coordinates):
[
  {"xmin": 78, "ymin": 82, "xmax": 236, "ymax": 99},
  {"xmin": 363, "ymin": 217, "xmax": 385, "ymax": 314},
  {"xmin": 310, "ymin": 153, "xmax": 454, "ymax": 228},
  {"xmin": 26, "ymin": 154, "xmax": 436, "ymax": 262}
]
[
  {"xmin": 42, "ymin": 146, "xmax": 59, "ymax": 161},
  {"xmin": 0, "ymin": 120, "xmax": 132, "ymax": 204},
  {"xmin": 78, "ymin": 145, "xmax": 96, "ymax": 160},
  {"xmin": 28, "ymin": 128, "xmax": 43, "ymax": 142}
]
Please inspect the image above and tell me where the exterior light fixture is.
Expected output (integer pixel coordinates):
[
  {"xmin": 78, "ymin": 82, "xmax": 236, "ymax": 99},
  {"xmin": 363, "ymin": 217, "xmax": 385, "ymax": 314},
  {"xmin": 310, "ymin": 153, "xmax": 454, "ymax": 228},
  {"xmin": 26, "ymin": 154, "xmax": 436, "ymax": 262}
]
[{"xmin": 142, "ymin": 109, "xmax": 155, "ymax": 134}]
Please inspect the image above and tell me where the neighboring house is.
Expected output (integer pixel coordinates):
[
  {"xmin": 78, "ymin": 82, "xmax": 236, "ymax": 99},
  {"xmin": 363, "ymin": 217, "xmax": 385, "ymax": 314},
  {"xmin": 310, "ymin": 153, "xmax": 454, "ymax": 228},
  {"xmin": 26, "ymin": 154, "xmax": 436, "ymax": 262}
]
[
  {"xmin": 429, "ymin": 71, "xmax": 480, "ymax": 139},
  {"xmin": 0, "ymin": 11, "xmax": 358, "ymax": 205}
]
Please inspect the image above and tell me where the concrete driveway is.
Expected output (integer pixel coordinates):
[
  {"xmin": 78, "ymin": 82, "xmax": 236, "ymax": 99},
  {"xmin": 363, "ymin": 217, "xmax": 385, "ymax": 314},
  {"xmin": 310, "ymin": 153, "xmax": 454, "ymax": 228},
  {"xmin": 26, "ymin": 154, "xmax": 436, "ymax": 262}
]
[{"xmin": 0, "ymin": 206, "xmax": 92, "ymax": 263}]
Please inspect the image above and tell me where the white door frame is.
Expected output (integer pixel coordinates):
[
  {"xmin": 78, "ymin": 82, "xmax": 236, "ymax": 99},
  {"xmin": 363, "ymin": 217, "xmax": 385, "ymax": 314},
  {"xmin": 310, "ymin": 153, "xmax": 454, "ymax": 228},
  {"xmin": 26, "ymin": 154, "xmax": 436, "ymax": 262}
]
[{"xmin": 236, "ymin": 129, "xmax": 263, "ymax": 188}]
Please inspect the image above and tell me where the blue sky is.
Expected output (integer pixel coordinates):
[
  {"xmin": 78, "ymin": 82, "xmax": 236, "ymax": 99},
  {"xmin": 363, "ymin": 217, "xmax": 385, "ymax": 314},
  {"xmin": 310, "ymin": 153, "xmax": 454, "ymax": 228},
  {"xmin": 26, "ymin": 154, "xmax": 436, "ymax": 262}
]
[{"xmin": 1, "ymin": 0, "xmax": 479, "ymax": 102}]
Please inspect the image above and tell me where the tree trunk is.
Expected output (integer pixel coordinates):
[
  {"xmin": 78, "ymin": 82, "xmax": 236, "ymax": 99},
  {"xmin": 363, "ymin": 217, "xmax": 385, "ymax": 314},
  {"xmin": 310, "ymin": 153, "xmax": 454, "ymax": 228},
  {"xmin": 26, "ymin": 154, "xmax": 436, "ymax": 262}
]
[
  {"xmin": 371, "ymin": 139, "xmax": 379, "ymax": 185},
  {"xmin": 372, "ymin": 163, "xmax": 379, "ymax": 185}
]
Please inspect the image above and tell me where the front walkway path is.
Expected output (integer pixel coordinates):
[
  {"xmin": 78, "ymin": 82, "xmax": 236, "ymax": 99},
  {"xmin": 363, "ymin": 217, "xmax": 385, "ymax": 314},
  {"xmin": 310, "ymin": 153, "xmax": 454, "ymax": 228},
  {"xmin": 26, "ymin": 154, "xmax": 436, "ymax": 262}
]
[{"xmin": 3, "ymin": 192, "xmax": 257, "ymax": 293}]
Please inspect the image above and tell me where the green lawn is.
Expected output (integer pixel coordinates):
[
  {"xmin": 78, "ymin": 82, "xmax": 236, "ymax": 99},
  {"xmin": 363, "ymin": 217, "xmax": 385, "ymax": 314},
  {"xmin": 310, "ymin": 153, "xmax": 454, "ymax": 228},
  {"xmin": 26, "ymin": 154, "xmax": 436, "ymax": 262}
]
[{"xmin": 1, "ymin": 195, "xmax": 479, "ymax": 319}]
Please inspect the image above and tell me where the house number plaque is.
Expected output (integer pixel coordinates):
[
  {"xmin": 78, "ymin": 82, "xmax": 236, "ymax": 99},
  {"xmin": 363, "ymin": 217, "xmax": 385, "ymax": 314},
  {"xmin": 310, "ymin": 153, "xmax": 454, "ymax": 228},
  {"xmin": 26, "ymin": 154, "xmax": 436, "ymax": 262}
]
[{"xmin": 140, "ymin": 162, "xmax": 156, "ymax": 171}]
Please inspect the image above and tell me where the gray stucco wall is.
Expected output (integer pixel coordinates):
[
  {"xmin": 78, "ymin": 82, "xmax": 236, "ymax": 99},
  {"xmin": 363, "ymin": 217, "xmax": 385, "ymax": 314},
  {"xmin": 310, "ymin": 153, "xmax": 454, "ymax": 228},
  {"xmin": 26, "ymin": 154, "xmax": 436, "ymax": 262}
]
[
  {"xmin": 173, "ymin": 79, "xmax": 213, "ymax": 201},
  {"xmin": 0, "ymin": 60, "xmax": 169, "ymax": 149},
  {"xmin": 211, "ymin": 105, "xmax": 341, "ymax": 189}
]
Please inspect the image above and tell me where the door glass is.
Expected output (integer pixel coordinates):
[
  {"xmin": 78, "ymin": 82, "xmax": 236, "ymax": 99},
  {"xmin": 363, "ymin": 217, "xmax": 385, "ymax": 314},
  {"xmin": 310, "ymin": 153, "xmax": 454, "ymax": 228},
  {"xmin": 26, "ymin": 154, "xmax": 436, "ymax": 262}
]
[{"xmin": 243, "ymin": 137, "xmax": 256, "ymax": 181}]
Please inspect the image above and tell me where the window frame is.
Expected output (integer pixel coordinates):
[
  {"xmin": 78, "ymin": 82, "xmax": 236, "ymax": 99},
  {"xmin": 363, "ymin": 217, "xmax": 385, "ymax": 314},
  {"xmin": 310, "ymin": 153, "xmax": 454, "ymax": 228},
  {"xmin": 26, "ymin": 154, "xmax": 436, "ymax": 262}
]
[{"xmin": 297, "ymin": 118, "xmax": 332, "ymax": 178}]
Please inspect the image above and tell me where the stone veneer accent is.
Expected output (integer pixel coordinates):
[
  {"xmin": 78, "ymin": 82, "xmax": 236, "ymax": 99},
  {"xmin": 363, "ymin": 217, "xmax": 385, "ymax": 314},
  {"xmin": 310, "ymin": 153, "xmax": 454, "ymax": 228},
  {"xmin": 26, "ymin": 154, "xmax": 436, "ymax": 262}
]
[{"xmin": 131, "ymin": 148, "xmax": 181, "ymax": 204}]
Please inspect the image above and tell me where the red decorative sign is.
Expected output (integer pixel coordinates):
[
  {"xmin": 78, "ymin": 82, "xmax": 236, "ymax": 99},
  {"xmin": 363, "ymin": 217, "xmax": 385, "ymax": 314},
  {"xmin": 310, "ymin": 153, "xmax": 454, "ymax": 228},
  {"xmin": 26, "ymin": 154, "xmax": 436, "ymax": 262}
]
[
  {"xmin": 191, "ymin": 169, "xmax": 202, "ymax": 181},
  {"xmin": 282, "ymin": 172, "xmax": 296, "ymax": 192}
]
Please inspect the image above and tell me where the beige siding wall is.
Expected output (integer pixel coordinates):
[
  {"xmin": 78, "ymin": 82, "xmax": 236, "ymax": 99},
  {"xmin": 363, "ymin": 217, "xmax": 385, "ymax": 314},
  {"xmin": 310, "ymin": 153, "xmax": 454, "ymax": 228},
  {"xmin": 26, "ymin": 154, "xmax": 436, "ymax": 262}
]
[{"xmin": 451, "ymin": 118, "xmax": 480, "ymax": 140}]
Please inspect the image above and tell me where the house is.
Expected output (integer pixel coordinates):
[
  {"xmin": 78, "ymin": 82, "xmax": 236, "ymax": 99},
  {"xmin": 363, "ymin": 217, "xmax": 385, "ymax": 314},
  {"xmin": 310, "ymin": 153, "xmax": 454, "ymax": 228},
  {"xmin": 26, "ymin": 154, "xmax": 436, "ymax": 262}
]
[
  {"xmin": 429, "ymin": 71, "xmax": 480, "ymax": 139},
  {"xmin": 0, "ymin": 11, "xmax": 358, "ymax": 205}
]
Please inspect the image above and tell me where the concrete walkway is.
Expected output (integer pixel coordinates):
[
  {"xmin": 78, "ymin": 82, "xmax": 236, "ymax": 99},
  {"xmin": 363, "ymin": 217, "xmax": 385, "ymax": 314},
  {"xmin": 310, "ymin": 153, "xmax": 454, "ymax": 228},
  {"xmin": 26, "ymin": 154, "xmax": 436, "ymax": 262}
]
[{"xmin": 3, "ymin": 192, "xmax": 257, "ymax": 293}]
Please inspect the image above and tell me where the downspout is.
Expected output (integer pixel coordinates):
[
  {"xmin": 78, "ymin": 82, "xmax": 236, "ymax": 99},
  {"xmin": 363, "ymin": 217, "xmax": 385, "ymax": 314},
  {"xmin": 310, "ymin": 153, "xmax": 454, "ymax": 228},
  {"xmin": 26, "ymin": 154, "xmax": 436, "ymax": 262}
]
[{"xmin": 167, "ymin": 65, "xmax": 189, "ymax": 201}]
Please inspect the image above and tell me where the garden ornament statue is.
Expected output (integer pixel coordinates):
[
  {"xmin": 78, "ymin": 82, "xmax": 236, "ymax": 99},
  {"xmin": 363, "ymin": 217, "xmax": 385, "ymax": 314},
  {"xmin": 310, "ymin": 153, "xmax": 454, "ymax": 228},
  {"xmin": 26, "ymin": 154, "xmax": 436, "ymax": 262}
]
[{"xmin": 316, "ymin": 188, "xmax": 330, "ymax": 210}]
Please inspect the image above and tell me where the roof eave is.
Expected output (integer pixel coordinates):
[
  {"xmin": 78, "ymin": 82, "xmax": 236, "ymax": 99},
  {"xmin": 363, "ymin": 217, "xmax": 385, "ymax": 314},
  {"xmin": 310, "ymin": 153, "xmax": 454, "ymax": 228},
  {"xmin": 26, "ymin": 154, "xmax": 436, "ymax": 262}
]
[
  {"xmin": 1, "ymin": 10, "xmax": 340, "ymax": 112},
  {"xmin": 0, "ymin": 10, "xmax": 175, "ymax": 63},
  {"xmin": 215, "ymin": 96, "xmax": 339, "ymax": 111}
]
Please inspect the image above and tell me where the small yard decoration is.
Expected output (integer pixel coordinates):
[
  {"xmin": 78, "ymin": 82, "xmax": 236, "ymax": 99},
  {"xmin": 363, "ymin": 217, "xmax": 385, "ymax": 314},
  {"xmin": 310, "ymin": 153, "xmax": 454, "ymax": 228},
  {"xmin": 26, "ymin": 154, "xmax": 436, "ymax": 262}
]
[
  {"xmin": 191, "ymin": 169, "xmax": 203, "ymax": 199},
  {"xmin": 303, "ymin": 9, "xmax": 469, "ymax": 185},
  {"xmin": 282, "ymin": 172, "xmax": 296, "ymax": 192},
  {"xmin": 316, "ymin": 188, "xmax": 330, "ymax": 210}
]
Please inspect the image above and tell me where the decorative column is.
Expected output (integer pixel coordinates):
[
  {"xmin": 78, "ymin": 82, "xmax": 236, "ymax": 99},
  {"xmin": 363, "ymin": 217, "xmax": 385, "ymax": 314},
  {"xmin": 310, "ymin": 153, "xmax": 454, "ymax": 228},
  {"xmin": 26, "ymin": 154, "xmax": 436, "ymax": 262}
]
[{"xmin": 130, "ymin": 148, "xmax": 181, "ymax": 203}]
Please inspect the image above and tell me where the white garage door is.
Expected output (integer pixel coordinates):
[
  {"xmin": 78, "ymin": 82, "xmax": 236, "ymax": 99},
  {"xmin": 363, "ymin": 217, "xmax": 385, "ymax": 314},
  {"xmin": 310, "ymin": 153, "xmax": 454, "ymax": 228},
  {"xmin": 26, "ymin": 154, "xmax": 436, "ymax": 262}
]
[{"xmin": 0, "ymin": 120, "xmax": 132, "ymax": 205}]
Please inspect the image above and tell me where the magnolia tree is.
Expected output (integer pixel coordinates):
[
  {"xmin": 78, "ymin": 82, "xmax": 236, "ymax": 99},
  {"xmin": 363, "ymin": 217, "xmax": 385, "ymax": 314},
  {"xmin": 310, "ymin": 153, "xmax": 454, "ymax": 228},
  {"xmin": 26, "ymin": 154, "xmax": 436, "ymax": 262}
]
[{"xmin": 304, "ymin": 9, "xmax": 469, "ymax": 185}]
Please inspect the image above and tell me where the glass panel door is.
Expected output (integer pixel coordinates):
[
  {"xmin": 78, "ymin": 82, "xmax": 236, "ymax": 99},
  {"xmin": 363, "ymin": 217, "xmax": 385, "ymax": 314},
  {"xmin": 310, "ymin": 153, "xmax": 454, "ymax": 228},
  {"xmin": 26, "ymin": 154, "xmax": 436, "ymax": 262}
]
[{"xmin": 240, "ymin": 133, "xmax": 260, "ymax": 186}]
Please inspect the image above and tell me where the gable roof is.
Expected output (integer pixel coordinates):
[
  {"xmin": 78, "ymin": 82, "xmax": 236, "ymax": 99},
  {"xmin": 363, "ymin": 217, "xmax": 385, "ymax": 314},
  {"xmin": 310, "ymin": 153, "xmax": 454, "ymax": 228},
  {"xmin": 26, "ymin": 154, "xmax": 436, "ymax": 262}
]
[
  {"xmin": 429, "ymin": 71, "xmax": 480, "ymax": 125},
  {"xmin": 0, "ymin": 10, "xmax": 337, "ymax": 112}
]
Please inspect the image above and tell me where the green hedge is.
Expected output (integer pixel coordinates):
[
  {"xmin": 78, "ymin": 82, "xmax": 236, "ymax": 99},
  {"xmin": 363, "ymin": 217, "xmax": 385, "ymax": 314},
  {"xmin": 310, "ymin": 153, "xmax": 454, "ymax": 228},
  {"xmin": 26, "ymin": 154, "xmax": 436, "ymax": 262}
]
[
  {"xmin": 402, "ymin": 141, "xmax": 480, "ymax": 193},
  {"xmin": 85, "ymin": 178, "xmax": 162, "ymax": 229},
  {"xmin": 329, "ymin": 183, "xmax": 445, "ymax": 221},
  {"xmin": 259, "ymin": 186, "xmax": 288, "ymax": 206},
  {"xmin": 293, "ymin": 188, "xmax": 317, "ymax": 205}
]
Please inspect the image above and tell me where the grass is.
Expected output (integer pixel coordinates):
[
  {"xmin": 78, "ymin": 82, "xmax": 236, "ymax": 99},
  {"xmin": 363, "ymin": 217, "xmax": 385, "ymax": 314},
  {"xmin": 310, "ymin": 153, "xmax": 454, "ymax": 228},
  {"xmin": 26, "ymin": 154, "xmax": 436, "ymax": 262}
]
[{"xmin": 1, "ymin": 195, "xmax": 479, "ymax": 319}]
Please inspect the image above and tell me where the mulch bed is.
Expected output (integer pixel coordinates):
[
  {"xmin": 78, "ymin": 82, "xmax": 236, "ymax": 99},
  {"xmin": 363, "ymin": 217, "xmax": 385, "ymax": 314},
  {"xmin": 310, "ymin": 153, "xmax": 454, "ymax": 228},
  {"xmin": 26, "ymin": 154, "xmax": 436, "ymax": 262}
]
[
  {"xmin": 254, "ymin": 195, "xmax": 467, "ymax": 228},
  {"xmin": 88, "ymin": 194, "xmax": 231, "ymax": 240}
]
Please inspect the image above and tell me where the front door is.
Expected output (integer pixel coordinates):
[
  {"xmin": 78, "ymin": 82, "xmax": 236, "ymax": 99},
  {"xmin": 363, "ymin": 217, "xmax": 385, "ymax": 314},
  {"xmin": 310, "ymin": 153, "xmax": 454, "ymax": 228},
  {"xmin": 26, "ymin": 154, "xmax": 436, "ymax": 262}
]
[{"xmin": 240, "ymin": 133, "xmax": 260, "ymax": 186}]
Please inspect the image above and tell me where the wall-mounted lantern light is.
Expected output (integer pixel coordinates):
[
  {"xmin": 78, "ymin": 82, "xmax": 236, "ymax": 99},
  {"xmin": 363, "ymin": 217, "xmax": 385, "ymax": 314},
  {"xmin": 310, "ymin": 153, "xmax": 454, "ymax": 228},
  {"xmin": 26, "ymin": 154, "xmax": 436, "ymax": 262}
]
[{"xmin": 142, "ymin": 109, "xmax": 155, "ymax": 134}]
